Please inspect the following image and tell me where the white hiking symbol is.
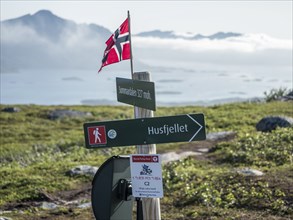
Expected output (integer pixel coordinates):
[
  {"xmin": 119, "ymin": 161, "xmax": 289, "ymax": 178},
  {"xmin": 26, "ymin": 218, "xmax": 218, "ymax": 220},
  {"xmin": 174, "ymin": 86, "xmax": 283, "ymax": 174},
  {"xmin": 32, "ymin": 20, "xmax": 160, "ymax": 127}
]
[{"xmin": 93, "ymin": 127, "xmax": 102, "ymax": 143}]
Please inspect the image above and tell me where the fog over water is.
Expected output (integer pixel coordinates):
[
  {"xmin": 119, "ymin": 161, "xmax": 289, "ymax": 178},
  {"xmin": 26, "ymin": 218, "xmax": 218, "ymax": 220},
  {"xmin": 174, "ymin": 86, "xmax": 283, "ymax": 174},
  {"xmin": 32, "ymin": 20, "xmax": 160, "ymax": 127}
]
[
  {"xmin": 1, "ymin": 10, "xmax": 292, "ymax": 106},
  {"xmin": 1, "ymin": 64, "xmax": 291, "ymax": 106}
]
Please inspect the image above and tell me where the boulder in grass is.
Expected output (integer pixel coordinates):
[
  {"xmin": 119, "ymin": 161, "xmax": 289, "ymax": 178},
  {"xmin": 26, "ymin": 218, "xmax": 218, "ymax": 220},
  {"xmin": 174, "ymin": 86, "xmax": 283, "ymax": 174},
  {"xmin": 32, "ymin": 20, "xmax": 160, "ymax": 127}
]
[
  {"xmin": 279, "ymin": 90, "xmax": 293, "ymax": 101},
  {"xmin": 41, "ymin": 202, "xmax": 58, "ymax": 210},
  {"xmin": 237, "ymin": 168, "xmax": 264, "ymax": 176},
  {"xmin": 161, "ymin": 151, "xmax": 202, "ymax": 164},
  {"xmin": 66, "ymin": 165, "xmax": 99, "ymax": 177},
  {"xmin": 78, "ymin": 202, "xmax": 92, "ymax": 209},
  {"xmin": 256, "ymin": 116, "xmax": 293, "ymax": 132},
  {"xmin": 1, "ymin": 107, "xmax": 21, "ymax": 113},
  {"xmin": 206, "ymin": 131, "xmax": 236, "ymax": 141},
  {"xmin": 0, "ymin": 217, "xmax": 12, "ymax": 220},
  {"xmin": 48, "ymin": 109, "xmax": 92, "ymax": 120}
]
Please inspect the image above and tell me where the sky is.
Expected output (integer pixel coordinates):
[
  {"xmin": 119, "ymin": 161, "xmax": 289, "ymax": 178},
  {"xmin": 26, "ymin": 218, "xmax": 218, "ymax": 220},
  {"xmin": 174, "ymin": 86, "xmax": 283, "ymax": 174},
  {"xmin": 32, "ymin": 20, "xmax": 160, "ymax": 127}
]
[{"xmin": 1, "ymin": 0, "xmax": 292, "ymax": 39}]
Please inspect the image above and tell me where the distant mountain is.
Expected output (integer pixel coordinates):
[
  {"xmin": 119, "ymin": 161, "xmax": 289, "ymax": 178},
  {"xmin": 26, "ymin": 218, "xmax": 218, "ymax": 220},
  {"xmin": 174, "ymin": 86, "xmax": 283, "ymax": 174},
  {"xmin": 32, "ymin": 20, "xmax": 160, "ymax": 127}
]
[
  {"xmin": 205, "ymin": 32, "xmax": 242, "ymax": 40},
  {"xmin": 135, "ymin": 30, "xmax": 242, "ymax": 40},
  {"xmin": 2, "ymin": 10, "xmax": 111, "ymax": 42},
  {"xmin": 135, "ymin": 30, "xmax": 180, "ymax": 39},
  {"xmin": 3, "ymin": 10, "xmax": 73, "ymax": 42}
]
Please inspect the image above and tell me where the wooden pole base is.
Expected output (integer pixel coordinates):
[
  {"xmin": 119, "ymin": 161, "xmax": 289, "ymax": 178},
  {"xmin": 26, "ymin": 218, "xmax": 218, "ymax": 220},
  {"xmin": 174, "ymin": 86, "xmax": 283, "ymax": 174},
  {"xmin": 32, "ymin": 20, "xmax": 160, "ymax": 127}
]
[{"xmin": 133, "ymin": 72, "xmax": 161, "ymax": 220}]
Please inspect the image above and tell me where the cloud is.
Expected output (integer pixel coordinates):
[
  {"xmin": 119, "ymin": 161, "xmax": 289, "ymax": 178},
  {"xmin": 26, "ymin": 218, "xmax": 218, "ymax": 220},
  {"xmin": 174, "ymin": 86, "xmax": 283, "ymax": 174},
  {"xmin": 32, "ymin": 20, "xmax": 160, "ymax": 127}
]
[
  {"xmin": 1, "ymin": 23, "xmax": 105, "ymax": 70},
  {"xmin": 133, "ymin": 34, "xmax": 292, "ymax": 52},
  {"xmin": 1, "ymin": 21, "xmax": 292, "ymax": 72},
  {"xmin": 132, "ymin": 34, "xmax": 292, "ymax": 68},
  {"xmin": 2, "ymin": 24, "xmax": 45, "ymax": 44}
]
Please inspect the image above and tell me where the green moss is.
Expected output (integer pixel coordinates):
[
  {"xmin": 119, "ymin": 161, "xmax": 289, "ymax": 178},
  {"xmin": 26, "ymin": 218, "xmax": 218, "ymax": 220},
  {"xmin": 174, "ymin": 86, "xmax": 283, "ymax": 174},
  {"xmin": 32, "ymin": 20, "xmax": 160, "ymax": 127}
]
[
  {"xmin": 163, "ymin": 158, "xmax": 292, "ymax": 216},
  {"xmin": 212, "ymin": 127, "xmax": 293, "ymax": 167}
]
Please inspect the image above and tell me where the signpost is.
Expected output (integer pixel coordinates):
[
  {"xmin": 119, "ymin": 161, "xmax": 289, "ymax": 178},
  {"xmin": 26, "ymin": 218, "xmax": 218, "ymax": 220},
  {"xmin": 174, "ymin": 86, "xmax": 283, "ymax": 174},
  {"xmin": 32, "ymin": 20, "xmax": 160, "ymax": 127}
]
[
  {"xmin": 132, "ymin": 72, "xmax": 160, "ymax": 220},
  {"xmin": 116, "ymin": 77, "xmax": 156, "ymax": 111},
  {"xmin": 130, "ymin": 154, "xmax": 163, "ymax": 198},
  {"xmin": 84, "ymin": 71, "xmax": 207, "ymax": 220},
  {"xmin": 84, "ymin": 113, "xmax": 206, "ymax": 148},
  {"xmin": 88, "ymin": 10, "xmax": 209, "ymax": 219}
]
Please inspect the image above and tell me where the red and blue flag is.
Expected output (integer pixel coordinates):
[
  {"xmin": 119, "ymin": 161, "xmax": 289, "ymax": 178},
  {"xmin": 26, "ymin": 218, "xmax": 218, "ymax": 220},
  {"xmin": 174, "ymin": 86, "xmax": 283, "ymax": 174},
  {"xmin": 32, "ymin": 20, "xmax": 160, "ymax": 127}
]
[{"xmin": 98, "ymin": 18, "xmax": 130, "ymax": 72}]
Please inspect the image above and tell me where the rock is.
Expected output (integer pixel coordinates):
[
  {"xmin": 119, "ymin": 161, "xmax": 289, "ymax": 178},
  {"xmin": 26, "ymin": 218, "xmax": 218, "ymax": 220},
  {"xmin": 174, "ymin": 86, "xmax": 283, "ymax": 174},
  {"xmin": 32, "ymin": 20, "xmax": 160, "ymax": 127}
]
[
  {"xmin": 179, "ymin": 151, "xmax": 202, "ymax": 158},
  {"xmin": 279, "ymin": 90, "xmax": 293, "ymax": 101},
  {"xmin": 237, "ymin": 168, "xmax": 264, "ymax": 176},
  {"xmin": 1, "ymin": 107, "xmax": 21, "ymax": 113},
  {"xmin": 0, "ymin": 217, "xmax": 12, "ymax": 220},
  {"xmin": 206, "ymin": 131, "xmax": 236, "ymax": 141},
  {"xmin": 196, "ymin": 148, "xmax": 209, "ymax": 153},
  {"xmin": 256, "ymin": 116, "xmax": 293, "ymax": 132},
  {"xmin": 48, "ymin": 109, "xmax": 92, "ymax": 120},
  {"xmin": 66, "ymin": 165, "xmax": 99, "ymax": 177},
  {"xmin": 77, "ymin": 202, "xmax": 91, "ymax": 209},
  {"xmin": 161, "ymin": 152, "xmax": 180, "ymax": 163},
  {"xmin": 40, "ymin": 202, "xmax": 58, "ymax": 210},
  {"xmin": 161, "ymin": 151, "xmax": 202, "ymax": 164}
]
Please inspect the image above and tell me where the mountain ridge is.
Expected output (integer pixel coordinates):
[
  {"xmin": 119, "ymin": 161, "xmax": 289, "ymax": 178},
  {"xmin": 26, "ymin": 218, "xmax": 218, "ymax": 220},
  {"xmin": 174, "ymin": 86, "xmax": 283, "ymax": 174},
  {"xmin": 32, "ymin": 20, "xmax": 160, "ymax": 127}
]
[
  {"xmin": 135, "ymin": 30, "xmax": 243, "ymax": 40},
  {"xmin": 2, "ymin": 10, "xmax": 243, "ymax": 41},
  {"xmin": 1, "ymin": 10, "xmax": 113, "ymax": 71},
  {"xmin": 2, "ymin": 10, "xmax": 111, "ymax": 42}
]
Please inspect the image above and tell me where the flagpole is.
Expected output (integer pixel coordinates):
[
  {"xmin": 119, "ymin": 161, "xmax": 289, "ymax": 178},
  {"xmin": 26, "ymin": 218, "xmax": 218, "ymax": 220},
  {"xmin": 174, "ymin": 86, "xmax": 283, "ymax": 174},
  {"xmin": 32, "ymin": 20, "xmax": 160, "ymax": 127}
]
[{"xmin": 128, "ymin": 10, "xmax": 134, "ymax": 79}]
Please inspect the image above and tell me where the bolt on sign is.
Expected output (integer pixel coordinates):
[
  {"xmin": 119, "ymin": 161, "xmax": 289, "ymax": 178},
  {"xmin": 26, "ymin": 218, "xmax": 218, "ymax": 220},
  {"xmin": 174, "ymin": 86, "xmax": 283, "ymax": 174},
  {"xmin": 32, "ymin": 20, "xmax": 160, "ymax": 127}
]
[
  {"xmin": 83, "ymin": 113, "xmax": 206, "ymax": 148},
  {"xmin": 130, "ymin": 154, "xmax": 163, "ymax": 198}
]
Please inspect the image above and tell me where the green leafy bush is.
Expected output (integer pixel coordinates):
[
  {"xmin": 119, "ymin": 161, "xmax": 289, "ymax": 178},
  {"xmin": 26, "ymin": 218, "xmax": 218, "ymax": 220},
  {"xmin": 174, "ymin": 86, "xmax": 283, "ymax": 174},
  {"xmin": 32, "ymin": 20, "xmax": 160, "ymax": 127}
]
[
  {"xmin": 163, "ymin": 158, "xmax": 292, "ymax": 215},
  {"xmin": 264, "ymin": 87, "xmax": 291, "ymax": 102},
  {"xmin": 212, "ymin": 127, "xmax": 293, "ymax": 167}
]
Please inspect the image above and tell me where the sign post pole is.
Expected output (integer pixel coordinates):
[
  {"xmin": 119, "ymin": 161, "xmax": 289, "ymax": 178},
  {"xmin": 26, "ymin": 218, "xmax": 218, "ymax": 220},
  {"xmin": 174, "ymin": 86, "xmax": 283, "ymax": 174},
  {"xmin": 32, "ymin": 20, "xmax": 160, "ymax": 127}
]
[{"xmin": 133, "ymin": 71, "xmax": 161, "ymax": 220}]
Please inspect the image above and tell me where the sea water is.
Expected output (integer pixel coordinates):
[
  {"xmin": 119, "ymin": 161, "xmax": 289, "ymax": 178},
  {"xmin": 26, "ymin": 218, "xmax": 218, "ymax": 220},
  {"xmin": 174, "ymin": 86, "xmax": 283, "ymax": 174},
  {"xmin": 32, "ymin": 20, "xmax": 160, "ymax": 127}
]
[{"xmin": 1, "ymin": 66, "xmax": 292, "ymax": 106}]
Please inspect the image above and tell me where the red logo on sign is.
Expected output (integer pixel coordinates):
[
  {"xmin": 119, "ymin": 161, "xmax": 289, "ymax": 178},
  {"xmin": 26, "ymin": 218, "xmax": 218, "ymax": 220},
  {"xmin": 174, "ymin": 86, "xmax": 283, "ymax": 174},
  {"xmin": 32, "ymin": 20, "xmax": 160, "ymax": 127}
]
[
  {"xmin": 132, "ymin": 155, "xmax": 159, "ymax": 163},
  {"xmin": 87, "ymin": 126, "xmax": 107, "ymax": 145}
]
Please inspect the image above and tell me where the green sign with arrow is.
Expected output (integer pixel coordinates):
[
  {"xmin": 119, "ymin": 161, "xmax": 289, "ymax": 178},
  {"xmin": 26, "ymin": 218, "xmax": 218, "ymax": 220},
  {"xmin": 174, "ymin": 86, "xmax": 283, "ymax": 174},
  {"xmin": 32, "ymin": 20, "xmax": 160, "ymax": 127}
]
[{"xmin": 83, "ymin": 113, "xmax": 206, "ymax": 148}]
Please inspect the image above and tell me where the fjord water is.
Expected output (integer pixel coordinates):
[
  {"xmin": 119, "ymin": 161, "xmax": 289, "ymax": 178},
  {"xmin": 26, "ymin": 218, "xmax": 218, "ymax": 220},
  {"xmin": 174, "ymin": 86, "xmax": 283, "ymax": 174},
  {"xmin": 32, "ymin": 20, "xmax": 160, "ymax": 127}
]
[{"xmin": 1, "ymin": 66, "xmax": 292, "ymax": 106}]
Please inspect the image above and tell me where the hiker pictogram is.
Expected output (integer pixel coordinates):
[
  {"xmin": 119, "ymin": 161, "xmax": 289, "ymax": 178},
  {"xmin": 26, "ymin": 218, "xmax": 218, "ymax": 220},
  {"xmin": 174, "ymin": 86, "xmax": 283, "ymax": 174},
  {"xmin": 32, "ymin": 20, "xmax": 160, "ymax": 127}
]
[
  {"xmin": 87, "ymin": 126, "xmax": 107, "ymax": 146},
  {"xmin": 93, "ymin": 127, "xmax": 102, "ymax": 143}
]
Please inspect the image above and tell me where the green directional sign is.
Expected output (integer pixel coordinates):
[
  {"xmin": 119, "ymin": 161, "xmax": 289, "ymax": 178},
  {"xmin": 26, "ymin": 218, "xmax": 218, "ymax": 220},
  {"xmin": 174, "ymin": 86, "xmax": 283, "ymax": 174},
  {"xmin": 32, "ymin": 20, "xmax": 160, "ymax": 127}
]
[
  {"xmin": 116, "ymin": 77, "xmax": 156, "ymax": 111},
  {"xmin": 83, "ymin": 113, "xmax": 206, "ymax": 148}
]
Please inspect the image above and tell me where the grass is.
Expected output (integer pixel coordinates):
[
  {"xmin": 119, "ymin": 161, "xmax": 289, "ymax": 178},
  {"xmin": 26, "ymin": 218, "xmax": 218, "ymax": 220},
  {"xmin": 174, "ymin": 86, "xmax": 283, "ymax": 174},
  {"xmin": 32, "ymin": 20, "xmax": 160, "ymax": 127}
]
[{"xmin": 0, "ymin": 101, "xmax": 292, "ymax": 219}]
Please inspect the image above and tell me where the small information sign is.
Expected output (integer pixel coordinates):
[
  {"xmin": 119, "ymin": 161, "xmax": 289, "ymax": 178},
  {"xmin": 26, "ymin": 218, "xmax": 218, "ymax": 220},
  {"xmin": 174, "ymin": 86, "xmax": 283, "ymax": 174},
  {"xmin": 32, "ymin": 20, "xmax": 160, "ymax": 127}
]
[{"xmin": 130, "ymin": 154, "xmax": 163, "ymax": 198}]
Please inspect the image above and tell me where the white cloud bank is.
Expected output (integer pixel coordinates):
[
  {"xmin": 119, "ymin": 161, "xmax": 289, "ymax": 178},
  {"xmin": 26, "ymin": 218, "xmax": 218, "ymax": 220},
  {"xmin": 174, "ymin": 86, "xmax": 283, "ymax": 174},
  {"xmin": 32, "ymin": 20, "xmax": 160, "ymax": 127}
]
[
  {"xmin": 132, "ymin": 34, "xmax": 292, "ymax": 69},
  {"xmin": 1, "ymin": 21, "xmax": 292, "ymax": 72},
  {"xmin": 133, "ymin": 34, "xmax": 292, "ymax": 52},
  {"xmin": 1, "ymin": 23, "xmax": 105, "ymax": 70}
]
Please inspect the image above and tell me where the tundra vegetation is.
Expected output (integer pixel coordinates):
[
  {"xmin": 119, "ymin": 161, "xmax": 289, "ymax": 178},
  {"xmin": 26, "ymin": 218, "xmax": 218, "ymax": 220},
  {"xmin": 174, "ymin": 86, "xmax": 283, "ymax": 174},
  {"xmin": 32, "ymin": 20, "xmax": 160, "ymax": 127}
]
[{"xmin": 0, "ymin": 99, "xmax": 292, "ymax": 219}]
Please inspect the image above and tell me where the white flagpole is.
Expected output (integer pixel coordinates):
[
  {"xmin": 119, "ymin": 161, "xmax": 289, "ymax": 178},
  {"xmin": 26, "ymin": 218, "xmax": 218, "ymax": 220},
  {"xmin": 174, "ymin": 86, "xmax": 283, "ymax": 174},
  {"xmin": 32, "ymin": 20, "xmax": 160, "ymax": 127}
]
[{"xmin": 128, "ymin": 10, "xmax": 134, "ymax": 79}]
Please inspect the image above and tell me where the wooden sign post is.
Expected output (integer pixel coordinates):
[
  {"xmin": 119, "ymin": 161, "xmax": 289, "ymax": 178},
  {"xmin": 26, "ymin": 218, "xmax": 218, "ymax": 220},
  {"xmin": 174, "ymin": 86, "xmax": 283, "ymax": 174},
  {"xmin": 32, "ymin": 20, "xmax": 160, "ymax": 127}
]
[
  {"xmin": 133, "ymin": 71, "xmax": 161, "ymax": 220},
  {"xmin": 90, "ymin": 11, "xmax": 207, "ymax": 220}
]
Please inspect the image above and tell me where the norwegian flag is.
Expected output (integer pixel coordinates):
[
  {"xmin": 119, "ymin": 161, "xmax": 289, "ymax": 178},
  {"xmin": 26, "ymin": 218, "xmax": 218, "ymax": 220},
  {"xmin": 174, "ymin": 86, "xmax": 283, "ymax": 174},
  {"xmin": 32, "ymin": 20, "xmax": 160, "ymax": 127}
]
[{"xmin": 98, "ymin": 18, "xmax": 131, "ymax": 72}]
